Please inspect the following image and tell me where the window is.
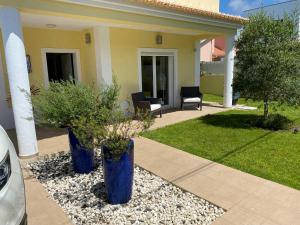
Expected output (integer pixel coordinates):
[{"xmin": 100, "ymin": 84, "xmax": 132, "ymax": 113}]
[
  {"xmin": 46, "ymin": 53, "xmax": 75, "ymax": 82},
  {"xmin": 42, "ymin": 49, "xmax": 81, "ymax": 86}
]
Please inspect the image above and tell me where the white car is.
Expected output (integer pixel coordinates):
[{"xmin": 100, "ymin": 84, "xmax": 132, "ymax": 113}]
[{"xmin": 0, "ymin": 126, "xmax": 27, "ymax": 225}]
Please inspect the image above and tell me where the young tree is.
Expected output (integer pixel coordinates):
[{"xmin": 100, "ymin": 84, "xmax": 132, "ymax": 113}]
[{"xmin": 233, "ymin": 12, "xmax": 300, "ymax": 119}]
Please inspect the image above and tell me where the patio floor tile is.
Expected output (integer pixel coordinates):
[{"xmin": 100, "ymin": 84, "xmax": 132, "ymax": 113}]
[
  {"xmin": 261, "ymin": 220, "xmax": 282, "ymax": 225},
  {"xmin": 150, "ymin": 104, "xmax": 228, "ymax": 130},
  {"xmin": 23, "ymin": 170, "xmax": 72, "ymax": 225},
  {"xmin": 174, "ymin": 171, "xmax": 251, "ymax": 210},
  {"xmin": 197, "ymin": 163, "xmax": 266, "ymax": 194},
  {"xmin": 253, "ymin": 181, "xmax": 300, "ymax": 208},
  {"xmin": 213, "ymin": 207, "xmax": 271, "ymax": 225},
  {"xmin": 134, "ymin": 137, "xmax": 211, "ymax": 181}
]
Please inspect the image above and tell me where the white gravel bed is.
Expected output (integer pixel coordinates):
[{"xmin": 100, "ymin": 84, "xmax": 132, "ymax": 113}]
[{"xmin": 28, "ymin": 153, "xmax": 224, "ymax": 225}]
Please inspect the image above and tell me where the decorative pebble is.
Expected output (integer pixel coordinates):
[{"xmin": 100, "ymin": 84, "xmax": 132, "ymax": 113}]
[{"xmin": 28, "ymin": 153, "xmax": 224, "ymax": 225}]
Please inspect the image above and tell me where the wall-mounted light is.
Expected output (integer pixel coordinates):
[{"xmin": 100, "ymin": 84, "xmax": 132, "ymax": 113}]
[
  {"xmin": 156, "ymin": 34, "xmax": 163, "ymax": 45},
  {"xmin": 46, "ymin": 24, "xmax": 56, "ymax": 29},
  {"xmin": 85, "ymin": 33, "xmax": 92, "ymax": 44}
]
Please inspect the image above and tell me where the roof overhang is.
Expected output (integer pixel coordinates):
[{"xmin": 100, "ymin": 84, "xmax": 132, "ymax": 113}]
[{"xmin": 56, "ymin": 0, "xmax": 245, "ymax": 30}]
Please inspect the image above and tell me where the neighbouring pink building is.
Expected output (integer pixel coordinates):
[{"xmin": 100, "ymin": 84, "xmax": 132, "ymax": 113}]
[{"xmin": 201, "ymin": 37, "xmax": 225, "ymax": 62}]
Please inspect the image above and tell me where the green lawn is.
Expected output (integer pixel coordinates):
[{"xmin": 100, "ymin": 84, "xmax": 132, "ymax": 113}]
[
  {"xmin": 143, "ymin": 98, "xmax": 300, "ymax": 190},
  {"xmin": 203, "ymin": 94, "xmax": 224, "ymax": 103},
  {"xmin": 203, "ymin": 93, "xmax": 260, "ymax": 107}
]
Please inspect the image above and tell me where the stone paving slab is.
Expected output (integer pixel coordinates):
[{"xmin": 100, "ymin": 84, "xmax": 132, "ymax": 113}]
[
  {"xmin": 22, "ymin": 168, "xmax": 72, "ymax": 225},
  {"xmin": 150, "ymin": 104, "xmax": 229, "ymax": 130}
]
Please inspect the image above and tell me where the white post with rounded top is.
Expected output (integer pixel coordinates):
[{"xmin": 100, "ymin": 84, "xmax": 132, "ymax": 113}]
[
  {"xmin": 0, "ymin": 7, "xmax": 38, "ymax": 157},
  {"xmin": 223, "ymin": 34, "xmax": 235, "ymax": 108}
]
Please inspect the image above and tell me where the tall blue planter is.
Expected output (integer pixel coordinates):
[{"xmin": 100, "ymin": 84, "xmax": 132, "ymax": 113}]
[
  {"xmin": 102, "ymin": 140, "xmax": 134, "ymax": 205},
  {"xmin": 68, "ymin": 128, "xmax": 95, "ymax": 174}
]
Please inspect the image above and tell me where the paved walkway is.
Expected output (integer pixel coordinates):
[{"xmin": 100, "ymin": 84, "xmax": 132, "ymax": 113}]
[
  {"xmin": 13, "ymin": 104, "xmax": 300, "ymax": 225},
  {"xmin": 17, "ymin": 128, "xmax": 73, "ymax": 225},
  {"xmin": 22, "ymin": 168, "xmax": 72, "ymax": 225},
  {"xmin": 150, "ymin": 103, "xmax": 227, "ymax": 130},
  {"xmin": 134, "ymin": 137, "xmax": 300, "ymax": 225}
]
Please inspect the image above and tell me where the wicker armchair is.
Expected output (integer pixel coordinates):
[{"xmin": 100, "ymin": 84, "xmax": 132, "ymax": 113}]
[
  {"xmin": 180, "ymin": 86, "xmax": 203, "ymax": 110},
  {"xmin": 131, "ymin": 92, "xmax": 163, "ymax": 118}
]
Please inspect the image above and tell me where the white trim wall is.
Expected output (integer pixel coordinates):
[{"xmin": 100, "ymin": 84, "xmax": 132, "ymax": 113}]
[
  {"xmin": 41, "ymin": 48, "xmax": 82, "ymax": 86},
  {"xmin": 137, "ymin": 48, "xmax": 179, "ymax": 107}
]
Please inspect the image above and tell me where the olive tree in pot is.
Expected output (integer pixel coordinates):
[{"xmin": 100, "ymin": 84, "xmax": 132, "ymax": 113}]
[
  {"xmin": 31, "ymin": 81, "xmax": 119, "ymax": 174},
  {"xmin": 100, "ymin": 107, "xmax": 153, "ymax": 205}
]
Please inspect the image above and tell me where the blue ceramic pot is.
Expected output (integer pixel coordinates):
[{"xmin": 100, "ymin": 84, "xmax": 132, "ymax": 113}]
[
  {"xmin": 102, "ymin": 140, "xmax": 134, "ymax": 205},
  {"xmin": 68, "ymin": 128, "xmax": 95, "ymax": 174}
]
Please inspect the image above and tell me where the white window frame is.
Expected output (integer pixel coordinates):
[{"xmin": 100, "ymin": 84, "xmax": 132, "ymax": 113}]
[
  {"xmin": 137, "ymin": 48, "xmax": 179, "ymax": 107},
  {"xmin": 41, "ymin": 48, "xmax": 82, "ymax": 86}
]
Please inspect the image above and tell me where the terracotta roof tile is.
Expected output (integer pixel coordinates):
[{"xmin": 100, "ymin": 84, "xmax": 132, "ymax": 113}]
[
  {"xmin": 213, "ymin": 46, "xmax": 225, "ymax": 59},
  {"xmin": 128, "ymin": 0, "xmax": 247, "ymax": 24}
]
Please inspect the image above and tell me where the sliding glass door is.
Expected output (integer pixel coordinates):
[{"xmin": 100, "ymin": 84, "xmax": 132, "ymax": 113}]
[{"xmin": 141, "ymin": 54, "xmax": 174, "ymax": 107}]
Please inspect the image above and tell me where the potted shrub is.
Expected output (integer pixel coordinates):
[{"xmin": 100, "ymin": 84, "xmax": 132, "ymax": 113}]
[
  {"xmin": 31, "ymin": 81, "xmax": 119, "ymax": 174},
  {"xmin": 100, "ymin": 108, "xmax": 153, "ymax": 204}
]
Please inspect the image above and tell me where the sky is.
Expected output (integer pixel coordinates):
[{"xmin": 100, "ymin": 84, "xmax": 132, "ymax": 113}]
[{"xmin": 220, "ymin": 0, "xmax": 290, "ymax": 15}]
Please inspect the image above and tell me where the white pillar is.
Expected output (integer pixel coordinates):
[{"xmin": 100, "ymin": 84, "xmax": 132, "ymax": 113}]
[
  {"xmin": 93, "ymin": 26, "xmax": 113, "ymax": 86},
  {"xmin": 223, "ymin": 34, "xmax": 235, "ymax": 108},
  {"xmin": 194, "ymin": 40, "xmax": 201, "ymax": 86},
  {"xmin": 0, "ymin": 7, "xmax": 38, "ymax": 157}
]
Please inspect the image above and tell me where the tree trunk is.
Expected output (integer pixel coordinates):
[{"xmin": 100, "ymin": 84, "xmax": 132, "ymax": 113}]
[{"xmin": 264, "ymin": 99, "xmax": 269, "ymax": 120}]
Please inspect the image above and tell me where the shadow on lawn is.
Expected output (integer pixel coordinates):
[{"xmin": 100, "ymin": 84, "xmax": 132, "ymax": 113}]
[{"xmin": 200, "ymin": 113, "xmax": 261, "ymax": 129}]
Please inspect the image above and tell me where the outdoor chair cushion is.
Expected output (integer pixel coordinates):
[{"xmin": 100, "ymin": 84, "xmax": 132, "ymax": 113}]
[
  {"xmin": 150, "ymin": 104, "xmax": 162, "ymax": 111},
  {"xmin": 131, "ymin": 92, "xmax": 163, "ymax": 117},
  {"xmin": 183, "ymin": 97, "xmax": 201, "ymax": 103}
]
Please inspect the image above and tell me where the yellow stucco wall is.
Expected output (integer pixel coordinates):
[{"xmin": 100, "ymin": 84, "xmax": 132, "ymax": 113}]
[
  {"xmin": 200, "ymin": 75, "xmax": 224, "ymax": 96},
  {"xmin": 0, "ymin": 27, "xmax": 97, "ymax": 106},
  {"xmin": 160, "ymin": 0, "xmax": 220, "ymax": 12},
  {"xmin": 110, "ymin": 27, "xmax": 196, "ymax": 101},
  {"xmin": 23, "ymin": 27, "xmax": 97, "ymax": 87}
]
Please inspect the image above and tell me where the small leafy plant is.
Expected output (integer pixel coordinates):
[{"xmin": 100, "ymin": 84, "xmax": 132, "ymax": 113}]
[
  {"xmin": 31, "ymin": 80, "xmax": 119, "ymax": 150},
  {"xmin": 101, "ymin": 106, "xmax": 153, "ymax": 161},
  {"xmin": 31, "ymin": 79, "xmax": 153, "ymax": 154}
]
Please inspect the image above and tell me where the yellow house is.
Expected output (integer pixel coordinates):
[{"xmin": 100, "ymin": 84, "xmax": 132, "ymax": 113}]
[{"xmin": 0, "ymin": 0, "xmax": 245, "ymax": 157}]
